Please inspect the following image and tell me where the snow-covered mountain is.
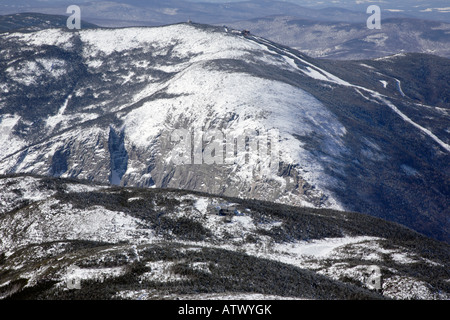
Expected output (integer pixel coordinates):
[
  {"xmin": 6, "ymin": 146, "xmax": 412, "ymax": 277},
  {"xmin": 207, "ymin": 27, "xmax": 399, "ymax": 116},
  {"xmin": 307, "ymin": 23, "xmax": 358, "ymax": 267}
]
[
  {"xmin": 0, "ymin": 22, "xmax": 449, "ymax": 243},
  {"xmin": 0, "ymin": 175, "xmax": 448, "ymax": 299}
]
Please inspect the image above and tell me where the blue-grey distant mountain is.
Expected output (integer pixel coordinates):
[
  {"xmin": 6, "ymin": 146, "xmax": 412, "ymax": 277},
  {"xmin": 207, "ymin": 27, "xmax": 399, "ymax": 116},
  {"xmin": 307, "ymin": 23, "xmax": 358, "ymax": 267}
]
[
  {"xmin": 2, "ymin": 0, "xmax": 450, "ymax": 25},
  {"xmin": 0, "ymin": 0, "xmax": 412, "ymax": 27},
  {"xmin": 226, "ymin": 16, "xmax": 450, "ymax": 60},
  {"xmin": 249, "ymin": 0, "xmax": 450, "ymax": 23},
  {"xmin": 0, "ymin": 12, "xmax": 98, "ymax": 33}
]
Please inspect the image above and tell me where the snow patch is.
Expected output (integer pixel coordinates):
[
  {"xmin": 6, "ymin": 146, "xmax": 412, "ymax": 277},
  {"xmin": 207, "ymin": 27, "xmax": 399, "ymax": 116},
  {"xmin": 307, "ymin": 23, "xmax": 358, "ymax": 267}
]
[
  {"xmin": 379, "ymin": 80, "xmax": 388, "ymax": 88},
  {"xmin": 275, "ymin": 236, "xmax": 379, "ymax": 259},
  {"xmin": 140, "ymin": 261, "xmax": 187, "ymax": 282},
  {"xmin": 0, "ymin": 114, "xmax": 25, "ymax": 158}
]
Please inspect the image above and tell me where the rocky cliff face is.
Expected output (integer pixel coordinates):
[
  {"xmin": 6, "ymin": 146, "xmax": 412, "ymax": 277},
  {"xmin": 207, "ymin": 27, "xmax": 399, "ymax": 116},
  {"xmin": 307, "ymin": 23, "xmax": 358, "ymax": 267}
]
[{"xmin": 0, "ymin": 22, "xmax": 449, "ymax": 241}]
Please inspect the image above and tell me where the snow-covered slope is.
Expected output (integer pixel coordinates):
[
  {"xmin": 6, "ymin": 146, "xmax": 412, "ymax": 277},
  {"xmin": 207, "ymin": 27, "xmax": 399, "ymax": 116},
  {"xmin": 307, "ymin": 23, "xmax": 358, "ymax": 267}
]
[
  {"xmin": 0, "ymin": 22, "xmax": 449, "ymax": 242},
  {"xmin": 0, "ymin": 24, "xmax": 347, "ymax": 209},
  {"xmin": 0, "ymin": 175, "xmax": 448, "ymax": 300}
]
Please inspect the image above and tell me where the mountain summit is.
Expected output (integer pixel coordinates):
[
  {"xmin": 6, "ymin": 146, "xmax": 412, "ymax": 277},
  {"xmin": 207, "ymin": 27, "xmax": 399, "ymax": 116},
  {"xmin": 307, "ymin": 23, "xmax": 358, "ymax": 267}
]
[{"xmin": 0, "ymin": 22, "xmax": 449, "ymax": 242}]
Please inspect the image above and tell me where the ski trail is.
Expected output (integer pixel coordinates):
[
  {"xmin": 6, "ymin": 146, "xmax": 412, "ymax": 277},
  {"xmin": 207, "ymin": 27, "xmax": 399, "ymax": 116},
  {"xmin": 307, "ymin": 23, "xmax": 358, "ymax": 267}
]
[
  {"xmin": 395, "ymin": 79, "xmax": 406, "ymax": 97},
  {"xmin": 374, "ymin": 94, "xmax": 450, "ymax": 152},
  {"xmin": 250, "ymin": 36, "xmax": 450, "ymax": 153},
  {"xmin": 254, "ymin": 36, "xmax": 351, "ymax": 86}
]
